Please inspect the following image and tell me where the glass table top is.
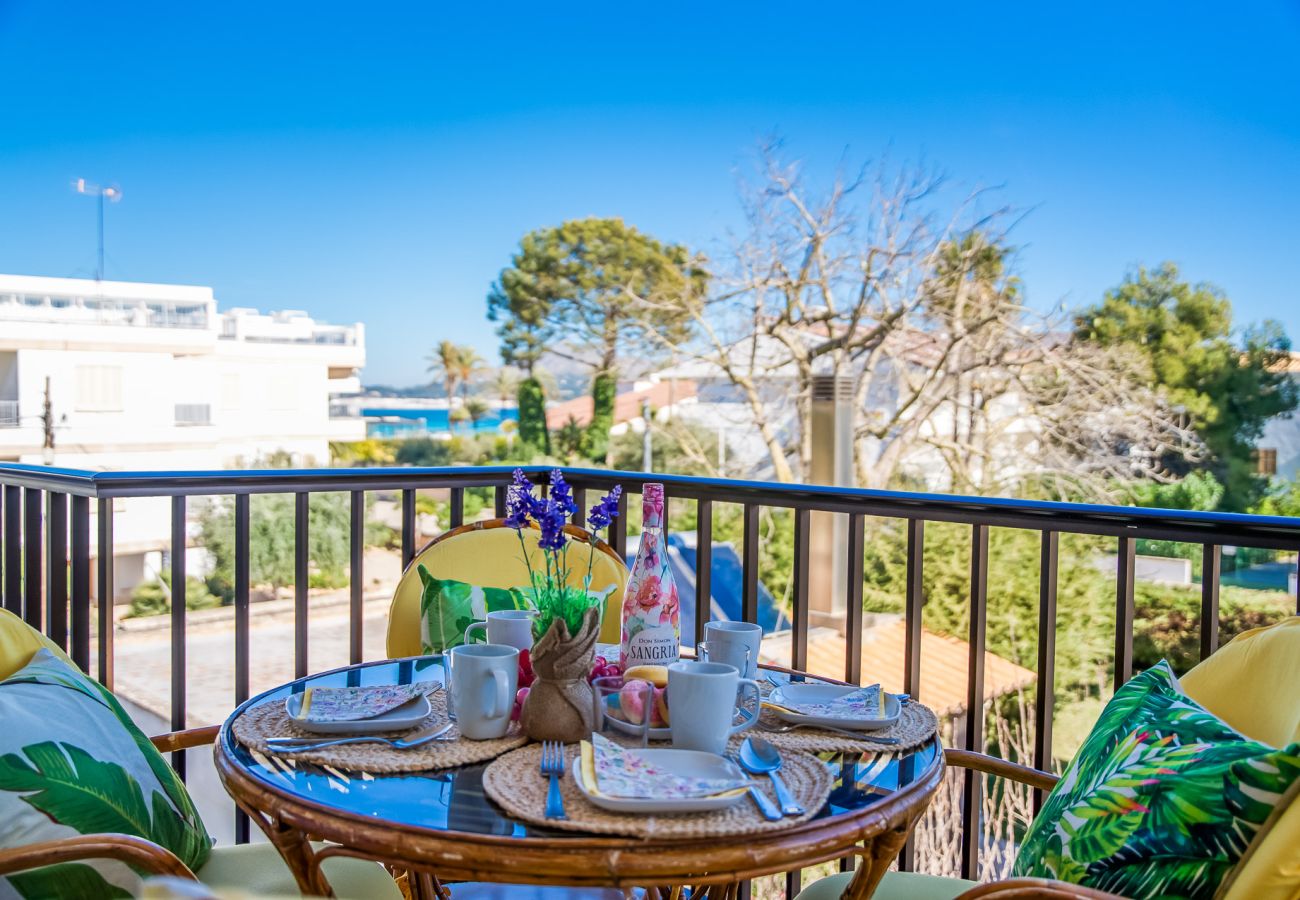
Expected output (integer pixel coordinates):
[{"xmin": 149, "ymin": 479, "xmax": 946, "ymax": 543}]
[{"xmin": 220, "ymin": 657, "xmax": 941, "ymax": 840}]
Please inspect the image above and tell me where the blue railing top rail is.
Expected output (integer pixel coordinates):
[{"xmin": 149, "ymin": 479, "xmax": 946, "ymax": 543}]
[{"xmin": 2, "ymin": 461, "xmax": 1299, "ymax": 549}]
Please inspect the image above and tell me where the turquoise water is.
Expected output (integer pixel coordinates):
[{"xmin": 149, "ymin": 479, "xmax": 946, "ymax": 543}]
[{"xmin": 364, "ymin": 406, "xmax": 518, "ymax": 437}]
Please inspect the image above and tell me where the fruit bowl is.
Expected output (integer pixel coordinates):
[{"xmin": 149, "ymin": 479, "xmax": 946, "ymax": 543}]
[{"xmin": 591, "ymin": 674, "xmax": 755, "ymax": 741}]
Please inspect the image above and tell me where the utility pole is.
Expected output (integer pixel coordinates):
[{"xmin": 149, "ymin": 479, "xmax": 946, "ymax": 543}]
[
  {"xmin": 73, "ymin": 179, "xmax": 122, "ymax": 281},
  {"xmin": 642, "ymin": 398, "xmax": 653, "ymax": 472},
  {"xmin": 41, "ymin": 377, "xmax": 55, "ymax": 466}
]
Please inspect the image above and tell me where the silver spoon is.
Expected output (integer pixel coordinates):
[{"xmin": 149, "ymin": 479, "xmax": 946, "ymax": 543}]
[
  {"xmin": 738, "ymin": 736, "xmax": 804, "ymax": 816},
  {"xmin": 267, "ymin": 721, "xmax": 454, "ymax": 753},
  {"xmin": 727, "ymin": 754, "xmax": 782, "ymax": 821}
]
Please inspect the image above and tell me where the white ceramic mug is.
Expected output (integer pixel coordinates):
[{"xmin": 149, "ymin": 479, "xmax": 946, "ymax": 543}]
[
  {"xmin": 696, "ymin": 640, "xmax": 751, "ymax": 677},
  {"xmin": 464, "ymin": 609, "xmax": 535, "ymax": 651},
  {"xmin": 666, "ymin": 660, "xmax": 760, "ymax": 754},
  {"xmin": 704, "ymin": 620, "xmax": 762, "ymax": 678},
  {"xmin": 448, "ymin": 643, "xmax": 518, "ymax": 740}
]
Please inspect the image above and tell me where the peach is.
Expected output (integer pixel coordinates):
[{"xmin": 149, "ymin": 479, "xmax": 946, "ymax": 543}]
[
  {"xmin": 651, "ymin": 686, "xmax": 670, "ymax": 727},
  {"xmin": 618, "ymin": 679, "xmax": 653, "ymax": 724}
]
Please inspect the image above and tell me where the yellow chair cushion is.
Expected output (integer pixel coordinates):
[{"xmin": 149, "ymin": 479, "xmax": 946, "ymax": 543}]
[
  {"xmin": 387, "ymin": 522, "xmax": 629, "ymax": 657},
  {"xmin": 1181, "ymin": 616, "xmax": 1300, "ymax": 748},
  {"xmin": 793, "ymin": 871, "xmax": 976, "ymax": 900},
  {"xmin": 1150, "ymin": 616, "xmax": 1300, "ymax": 900},
  {"xmin": 0, "ymin": 608, "xmax": 78, "ymax": 679},
  {"xmin": 1220, "ymin": 782, "xmax": 1300, "ymax": 900},
  {"xmin": 194, "ymin": 841, "xmax": 402, "ymax": 899}
]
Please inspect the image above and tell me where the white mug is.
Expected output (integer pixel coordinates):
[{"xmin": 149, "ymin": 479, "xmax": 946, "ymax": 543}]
[
  {"xmin": 448, "ymin": 643, "xmax": 518, "ymax": 740},
  {"xmin": 696, "ymin": 640, "xmax": 751, "ymax": 677},
  {"xmin": 666, "ymin": 660, "xmax": 760, "ymax": 754},
  {"xmin": 465, "ymin": 609, "xmax": 535, "ymax": 651},
  {"xmin": 704, "ymin": 620, "xmax": 762, "ymax": 678}
]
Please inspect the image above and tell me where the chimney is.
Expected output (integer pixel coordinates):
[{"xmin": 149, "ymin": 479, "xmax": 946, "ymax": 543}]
[{"xmin": 808, "ymin": 374, "xmax": 854, "ymax": 631}]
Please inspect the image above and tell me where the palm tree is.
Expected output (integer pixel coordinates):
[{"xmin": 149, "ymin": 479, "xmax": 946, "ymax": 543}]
[
  {"xmin": 452, "ymin": 347, "xmax": 484, "ymax": 399},
  {"xmin": 464, "ymin": 398, "xmax": 490, "ymax": 431},
  {"xmin": 426, "ymin": 340, "xmax": 460, "ymax": 402},
  {"xmin": 492, "ymin": 366, "xmax": 521, "ymax": 407},
  {"xmin": 448, "ymin": 405, "xmax": 471, "ymax": 434}
]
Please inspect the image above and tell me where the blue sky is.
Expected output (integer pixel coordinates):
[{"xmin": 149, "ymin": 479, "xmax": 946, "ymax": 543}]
[{"xmin": 2, "ymin": 1, "xmax": 1298, "ymax": 386}]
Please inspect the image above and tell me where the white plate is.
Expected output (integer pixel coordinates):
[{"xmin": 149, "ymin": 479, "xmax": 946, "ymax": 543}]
[
  {"xmin": 283, "ymin": 693, "xmax": 432, "ymax": 735},
  {"xmin": 767, "ymin": 684, "xmax": 901, "ymax": 731},
  {"xmin": 571, "ymin": 749, "xmax": 748, "ymax": 814},
  {"xmin": 599, "ymin": 694, "xmax": 757, "ymax": 742}
]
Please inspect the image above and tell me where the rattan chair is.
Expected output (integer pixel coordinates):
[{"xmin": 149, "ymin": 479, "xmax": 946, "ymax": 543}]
[
  {"xmin": 795, "ymin": 616, "xmax": 1300, "ymax": 900},
  {"xmin": 0, "ymin": 610, "xmax": 401, "ymax": 899},
  {"xmin": 385, "ymin": 517, "xmax": 630, "ymax": 655}
]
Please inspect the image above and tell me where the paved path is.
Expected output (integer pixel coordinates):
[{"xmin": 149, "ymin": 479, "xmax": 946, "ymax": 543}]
[
  {"xmin": 111, "ymin": 593, "xmax": 398, "ymax": 845},
  {"xmin": 112, "ymin": 594, "xmax": 397, "ymax": 728}
]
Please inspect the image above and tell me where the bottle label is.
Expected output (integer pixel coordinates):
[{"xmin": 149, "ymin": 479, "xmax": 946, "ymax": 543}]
[
  {"xmin": 624, "ymin": 623, "xmax": 680, "ymax": 664},
  {"xmin": 619, "ymin": 526, "xmax": 681, "ymax": 669}
]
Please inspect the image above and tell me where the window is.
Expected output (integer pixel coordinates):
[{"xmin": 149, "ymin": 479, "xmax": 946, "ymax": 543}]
[
  {"xmin": 1256, "ymin": 448, "xmax": 1278, "ymax": 477},
  {"xmin": 174, "ymin": 404, "xmax": 212, "ymax": 426},
  {"xmin": 74, "ymin": 366, "xmax": 124, "ymax": 412}
]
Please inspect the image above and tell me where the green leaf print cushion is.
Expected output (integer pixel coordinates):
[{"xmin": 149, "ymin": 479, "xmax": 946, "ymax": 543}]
[
  {"xmin": 417, "ymin": 566, "xmax": 533, "ymax": 654},
  {"xmin": 1013, "ymin": 660, "xmax": 1300, "ymax": 899},
  {"xmin": 0, "ymin": 649, "xmax": 212, "ymax": 899}
]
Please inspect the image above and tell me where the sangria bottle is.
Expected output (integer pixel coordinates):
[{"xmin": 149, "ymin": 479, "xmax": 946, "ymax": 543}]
[{"xmin": 619, "ymin": 483, "xmax": 682, "ymax": 669}]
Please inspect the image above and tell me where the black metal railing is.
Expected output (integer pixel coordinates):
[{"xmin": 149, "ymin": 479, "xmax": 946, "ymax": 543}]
[{"xmin": 1, "ymin": 462, "xmax": 1298, "ymax": 892}]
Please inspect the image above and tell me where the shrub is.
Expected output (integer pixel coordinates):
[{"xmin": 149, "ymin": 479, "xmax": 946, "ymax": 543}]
[
  {"xmin": 516, "ymin": 377, "xmax": 550, "ymax": 452},
  {"xmin": 127, "ymin": 575, "xmax": 222, "ymax": 618}
]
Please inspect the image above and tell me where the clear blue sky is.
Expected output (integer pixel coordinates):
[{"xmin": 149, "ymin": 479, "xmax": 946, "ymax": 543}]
[{"xmin": 2, "ymin": 1, "xmax": 1298, "ymax": 386}]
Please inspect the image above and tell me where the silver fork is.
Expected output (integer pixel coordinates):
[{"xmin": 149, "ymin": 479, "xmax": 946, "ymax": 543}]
[
  {"xmin": 756, "ymin": 720, "xmax": 899, "ymax": 744},
  {"xmin": 267, "ymin": 722, "xmax": 454, "ymax": 753},
  {"xmin": 541, "ymin": 741, "xmax": 567, "ymax": 820}
]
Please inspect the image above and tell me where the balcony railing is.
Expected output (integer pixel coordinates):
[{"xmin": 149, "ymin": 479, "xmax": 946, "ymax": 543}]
[
  {"xmin": 0, "ymin": 294, "xmax": 211, "ymax": 329},
  {"xmin": 1, "ymin": 462, "xmax": 1298, "ymax": 891},
  {"xmin": 0, "ymin": 401, "xmax": 17, "ymax": 427}
]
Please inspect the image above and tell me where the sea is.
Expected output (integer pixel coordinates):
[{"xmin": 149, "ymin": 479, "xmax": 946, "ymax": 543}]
[{"xmin": 363, "ymin": 406, "xmax": 519, "ymax": 437}]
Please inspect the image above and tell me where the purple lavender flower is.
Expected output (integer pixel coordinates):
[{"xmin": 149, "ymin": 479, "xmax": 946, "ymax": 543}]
[
  {"xmin": 548, "ymin": 469, "xmax": 578, "ymax": 518},
  {"xmin": 537, "ymin": 501, "xmax": 569, "ymax": 551},
  {"xmin": 587, "ymin": 485, "xmax": 623, "ymax": 532},
  {"xmin": 503, "ymin": 468, "xmax": 536, "ymax": 530}
]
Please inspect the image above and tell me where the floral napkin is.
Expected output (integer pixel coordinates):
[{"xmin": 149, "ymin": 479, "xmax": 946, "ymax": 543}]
[
  {"xmin": 294, "ymin": 684, "xmax": 427, "ymax": 723},
  {"xmin": 768, "ymin": 684, "xmax": 883, "ymax": 720},
  {"xmin": 579, "ymin": 734, "xmax": 751, "ymax": 800}
]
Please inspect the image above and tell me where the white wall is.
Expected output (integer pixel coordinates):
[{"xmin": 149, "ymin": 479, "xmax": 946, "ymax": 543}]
[{"xmin": 1, "ymin": 273, "xmax": 366, "ymax": 584}]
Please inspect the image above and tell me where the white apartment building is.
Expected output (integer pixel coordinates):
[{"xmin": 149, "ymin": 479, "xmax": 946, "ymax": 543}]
[{"xmin": 0, "ymin": 273, "xmax": 366, "ymax": 598}]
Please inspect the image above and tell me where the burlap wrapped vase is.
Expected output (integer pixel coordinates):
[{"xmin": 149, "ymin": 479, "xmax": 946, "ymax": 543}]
[{"xmin": 520, "ymin": 607, "xmax": 599, "ymax": 743}]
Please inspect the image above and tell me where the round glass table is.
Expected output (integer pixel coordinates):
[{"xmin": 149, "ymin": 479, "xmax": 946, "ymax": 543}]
[{"xmin": 215, "ymin": 657, "xmax": 944, "ymax": 899}]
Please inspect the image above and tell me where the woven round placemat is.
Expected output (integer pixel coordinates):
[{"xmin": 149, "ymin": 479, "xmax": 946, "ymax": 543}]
[
  {"xmin": 751, "ymin": 700, "xmax": 938, "ymax": 755},
  {"xmin": 482, "ymin": 742, "xmax": 834, "ymax": 839},
  {"xmin": 232, "ymin": 693, "xmax": 527, "ymax": 773}
]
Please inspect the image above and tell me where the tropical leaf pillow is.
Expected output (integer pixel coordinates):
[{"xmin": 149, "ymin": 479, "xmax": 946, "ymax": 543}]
[
  {"xmin": 417, "ymin": 566, "xmax": 532, "ymax": 654},
  {"xmin": 1013, "ymin": 660, "xmax": 1300, "ymax": 899},
  {"xmin": 0, "ymin": 649, "xmax": 212, "ymax": 899}
]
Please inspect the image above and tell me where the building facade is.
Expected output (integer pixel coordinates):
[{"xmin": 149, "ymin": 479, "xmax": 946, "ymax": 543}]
[{"xmin": 0, "ymin": 273, "xmax": 366, "ymax": 598}]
